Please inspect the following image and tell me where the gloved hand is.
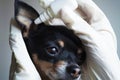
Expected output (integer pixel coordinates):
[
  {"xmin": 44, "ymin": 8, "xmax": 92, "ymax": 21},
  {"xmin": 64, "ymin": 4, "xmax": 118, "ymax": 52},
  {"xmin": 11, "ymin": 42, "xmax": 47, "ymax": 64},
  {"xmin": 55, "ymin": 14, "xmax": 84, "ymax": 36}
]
[{"xmin": 59, "ymin": 0, "xmax": 120, "ymax": 80}]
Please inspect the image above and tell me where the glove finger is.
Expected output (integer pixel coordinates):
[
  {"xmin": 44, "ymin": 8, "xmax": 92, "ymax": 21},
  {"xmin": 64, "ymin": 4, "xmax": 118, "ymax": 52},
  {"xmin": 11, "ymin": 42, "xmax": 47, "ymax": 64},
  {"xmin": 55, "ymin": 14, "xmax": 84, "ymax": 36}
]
[
  {"xmin": 60, "ymin": 7, "xmax": 104, "ymax": 48},
  {"xmin": 60, "ymin": 7, "xmax": 98, "ymax": 37},
  {"xmin": 38, "ymin": 0, "xmax": 54, "ymax": 8},
  {"xmin": 60, "ymin": 7, "xmax": 118, "ymax": 61},
  {"xmin": 76, "ymin": 0, "xmax": 117, "ymax": 49},
  {"xmin": 76, "ymin": 0, "xmax": 111, "ymax": 31}
]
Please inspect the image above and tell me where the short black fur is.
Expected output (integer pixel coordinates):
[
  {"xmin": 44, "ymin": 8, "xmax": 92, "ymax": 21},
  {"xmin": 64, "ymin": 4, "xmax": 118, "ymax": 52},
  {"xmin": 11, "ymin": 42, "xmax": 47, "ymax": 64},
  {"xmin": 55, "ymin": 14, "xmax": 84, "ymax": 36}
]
[{"xmin": 24, "ymin": 23, "xmax": 86, "ymax": 65}]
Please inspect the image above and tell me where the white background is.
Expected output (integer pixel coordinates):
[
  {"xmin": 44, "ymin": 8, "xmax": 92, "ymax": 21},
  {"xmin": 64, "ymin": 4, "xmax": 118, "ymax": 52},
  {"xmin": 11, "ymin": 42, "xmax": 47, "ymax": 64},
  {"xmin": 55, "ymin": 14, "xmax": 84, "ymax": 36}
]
[{"xmin": 0, "ymin": 0, "xmax": 120, "ymax": 80}]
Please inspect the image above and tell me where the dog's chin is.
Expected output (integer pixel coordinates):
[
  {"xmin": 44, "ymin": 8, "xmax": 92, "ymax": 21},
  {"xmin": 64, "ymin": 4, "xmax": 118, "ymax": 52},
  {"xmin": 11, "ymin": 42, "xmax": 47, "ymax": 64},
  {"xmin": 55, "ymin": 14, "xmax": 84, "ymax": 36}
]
[{"xmin": 47, "ymin": 71, "xmax": 81, "ymax": 80}]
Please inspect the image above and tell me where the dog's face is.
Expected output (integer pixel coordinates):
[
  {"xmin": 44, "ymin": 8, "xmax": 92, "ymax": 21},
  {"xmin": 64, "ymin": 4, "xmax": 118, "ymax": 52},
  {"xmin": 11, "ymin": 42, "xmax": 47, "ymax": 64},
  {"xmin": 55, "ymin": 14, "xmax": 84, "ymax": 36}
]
[
  {"xmin": 27, "ymin": 24, "xmax": 86, "ymax": 80},
  {"xmin": 15, "ymin": 1, "xmax": 86, "ymax": 80}
]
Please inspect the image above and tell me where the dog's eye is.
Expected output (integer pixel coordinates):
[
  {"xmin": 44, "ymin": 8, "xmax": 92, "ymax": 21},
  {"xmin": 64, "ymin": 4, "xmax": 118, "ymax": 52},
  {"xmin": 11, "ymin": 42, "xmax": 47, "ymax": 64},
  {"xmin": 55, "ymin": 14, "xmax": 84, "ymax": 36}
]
[{"xmin": 46, "ymin": 47, "xmax": 59, "ymax": 56}]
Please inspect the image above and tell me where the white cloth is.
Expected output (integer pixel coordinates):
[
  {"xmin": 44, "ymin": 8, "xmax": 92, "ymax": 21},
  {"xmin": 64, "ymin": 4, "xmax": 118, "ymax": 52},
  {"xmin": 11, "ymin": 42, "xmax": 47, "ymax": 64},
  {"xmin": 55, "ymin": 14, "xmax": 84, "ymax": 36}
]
[
  {"xmin": 9, "ymin": 19, "xmax": 41, "ymax": 80},
  {"xmin": 9, "ymin": 0, "xmax": 120, "ymax": 80}
]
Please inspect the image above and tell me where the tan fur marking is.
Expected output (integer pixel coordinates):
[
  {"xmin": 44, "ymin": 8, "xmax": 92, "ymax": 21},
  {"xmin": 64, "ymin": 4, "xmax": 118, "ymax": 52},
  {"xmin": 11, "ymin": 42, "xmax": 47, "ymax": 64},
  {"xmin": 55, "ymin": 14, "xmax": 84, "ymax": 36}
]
[
  {"xmin": 32, "ymin": 54, "xmax": 68, "ymax": 80},
  {"xmin": 58, "ymin": 40, "xmax": 64, "ymax": 48},
  {"xmin": 32, "ymin": 54, "xmax": 53, "ymax": 72},
  {"xmin": 54, "ymin": 61, "xmax": 66, "ymax": 68},
  {"xmin": 32, "ymin": 54, "xmax": 53, "ymax": 80},
  {"xmin": 77, "ymin": 48, "xmax": 82, "ymax": 54}
]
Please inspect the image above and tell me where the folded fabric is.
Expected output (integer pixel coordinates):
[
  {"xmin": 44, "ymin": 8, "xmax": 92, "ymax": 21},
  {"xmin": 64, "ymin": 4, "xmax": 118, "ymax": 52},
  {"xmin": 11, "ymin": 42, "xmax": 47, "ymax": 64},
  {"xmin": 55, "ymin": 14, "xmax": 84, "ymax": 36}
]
[{"xmin": 9, "ymin": 19, "xmax": 41, "ymax": 80}]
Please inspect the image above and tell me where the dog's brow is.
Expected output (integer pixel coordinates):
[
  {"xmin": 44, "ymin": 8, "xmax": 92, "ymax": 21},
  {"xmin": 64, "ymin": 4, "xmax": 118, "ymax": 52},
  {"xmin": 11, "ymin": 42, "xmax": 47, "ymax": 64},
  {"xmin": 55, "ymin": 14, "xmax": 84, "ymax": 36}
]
[
  {"xmin": 77, "ymin": 48, "xmax": 82, "ymax": 54},
  {"xmin": 58, "ymin": 40, "xmax": 64, "ymax": 47}
]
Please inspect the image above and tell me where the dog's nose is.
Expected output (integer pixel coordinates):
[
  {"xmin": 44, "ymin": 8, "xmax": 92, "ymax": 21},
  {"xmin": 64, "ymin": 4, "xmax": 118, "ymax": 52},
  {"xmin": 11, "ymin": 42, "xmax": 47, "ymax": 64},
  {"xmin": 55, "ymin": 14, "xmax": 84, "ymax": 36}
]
[{"xmin": 66, "ymin": 65, "xmax": 81, "ymax": 79}]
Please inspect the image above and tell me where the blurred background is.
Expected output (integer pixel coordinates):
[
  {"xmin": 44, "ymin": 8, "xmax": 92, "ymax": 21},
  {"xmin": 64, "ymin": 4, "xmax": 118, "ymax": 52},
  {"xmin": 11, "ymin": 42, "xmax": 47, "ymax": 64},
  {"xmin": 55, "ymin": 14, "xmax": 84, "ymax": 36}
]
[{"xmin": 0, "ymin": 0, "xmax": 120, "ymax": 80}]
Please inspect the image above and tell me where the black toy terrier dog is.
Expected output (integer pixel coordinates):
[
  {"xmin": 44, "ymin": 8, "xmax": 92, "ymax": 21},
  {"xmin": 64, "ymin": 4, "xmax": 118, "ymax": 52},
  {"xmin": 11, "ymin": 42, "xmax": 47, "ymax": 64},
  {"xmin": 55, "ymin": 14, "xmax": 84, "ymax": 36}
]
[{"xmin": 14, "ymin": 0, "xmax": 86, "ymax": 80}]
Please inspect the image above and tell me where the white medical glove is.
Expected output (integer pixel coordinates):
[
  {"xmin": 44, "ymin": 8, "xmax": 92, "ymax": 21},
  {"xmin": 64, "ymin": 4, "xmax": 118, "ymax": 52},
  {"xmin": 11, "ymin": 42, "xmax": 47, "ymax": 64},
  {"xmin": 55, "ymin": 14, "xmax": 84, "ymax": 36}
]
[
  {"xmin": 9, "ymin": 19, "xmax": 41, "ymax": 80},
  {"xmin": 59, "ymin": 0, "xmax": 120, "ymax": 80},
  {"xmin": 38, "ymin": 0, "xmax": 54, "ymax": 8}
]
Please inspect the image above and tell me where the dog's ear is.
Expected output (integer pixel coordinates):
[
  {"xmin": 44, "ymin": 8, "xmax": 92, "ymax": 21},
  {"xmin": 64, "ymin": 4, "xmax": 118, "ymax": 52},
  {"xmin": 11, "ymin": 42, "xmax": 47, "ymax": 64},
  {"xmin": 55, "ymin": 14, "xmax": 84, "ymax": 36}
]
[{"xmin": 14, "ymin": 0, "xmax": 39, "ymax": 27}]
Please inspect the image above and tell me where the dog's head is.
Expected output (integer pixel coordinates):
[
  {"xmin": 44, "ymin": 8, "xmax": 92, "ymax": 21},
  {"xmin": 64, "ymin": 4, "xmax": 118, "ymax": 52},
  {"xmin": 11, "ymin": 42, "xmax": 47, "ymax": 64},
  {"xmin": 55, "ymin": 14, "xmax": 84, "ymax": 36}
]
[{"xmin": 15, "ymin": 0, "xmax": 86, "ymax": 80}]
